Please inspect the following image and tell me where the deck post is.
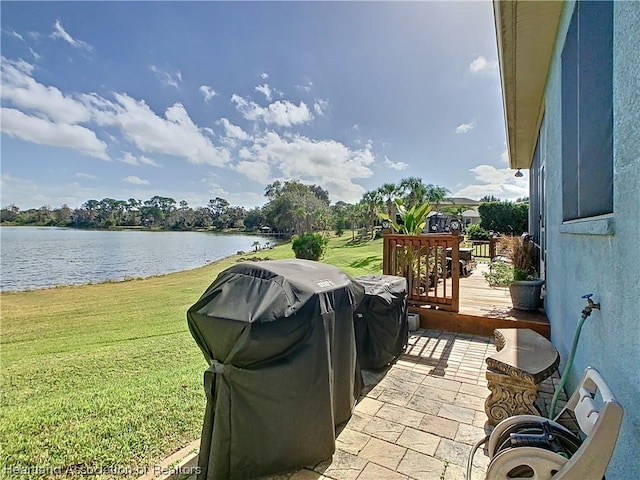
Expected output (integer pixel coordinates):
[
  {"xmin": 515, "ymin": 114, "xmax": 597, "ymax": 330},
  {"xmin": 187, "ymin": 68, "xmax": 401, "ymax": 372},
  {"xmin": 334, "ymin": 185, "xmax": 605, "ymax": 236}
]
[
  {"xmin": 489, "ymin": 237, "xmax": 498, "ymax": 259},
  {"xmin": 451, "ymin": 235, "xmax": 460, "ymax": 312},
  {"xmin": 382, "ymin": 234, "xmax": 389, "ymax": 275}
]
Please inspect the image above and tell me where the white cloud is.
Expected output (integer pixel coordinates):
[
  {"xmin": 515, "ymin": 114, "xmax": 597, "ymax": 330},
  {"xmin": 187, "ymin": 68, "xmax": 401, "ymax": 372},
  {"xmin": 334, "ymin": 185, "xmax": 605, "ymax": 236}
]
[
  {"xmin": 260, "ymin": 72, "xmax": 269, "ymax": 79},
  {"xmin": 500, "ymin": 148, "xmax": 509, "ymax": 164},
  {"xmin": 455, "ymin": 121, "xmax": 475, "ymax": 134},
  {"xmin": 469, "ymin": 56, "xmax": 498, "ymax": 75},
  {"xmin": 1, "ymin": 56, "xmax": 34, "ymax": 75},
  {"xmin": 453, "ymin": 164, "xmax": 529, "ymax": 201},
  {"xmin": 123, "ymin": 175, "xmax": 149, "ymax": 185},
  {"xmin": 0, "ymin": 173, "xmax": 129, "ymax": 210},
  {"xmin": 255, "ymin": 83, "xmax": 272, "ymax": 101},
  {"xmin": 218, "ymin": 118, "xmax": 249, "ymax": 142},
  {"xmin": 150, "ymin": 65, "xmax": 182, "ymax": 88},
  {"xmin": 120, "ymin": 152, "xmax": 160, "ymax": 167},
  {"xmin": 238, "ymin": 147, "xmax": 252, "ymax": 159},
  {"xmin": 0, "ymin": 58, "xmax": 232, "ymax": 167},
  {"xmin": 94, "ymin": 94, "xmax": 230, "ymax": 166},
  {"xmin": 469, "ymin": 164, "xmax": 515, "ymax": 184},
  {"xmin": 0, "ymin": 174, "xmax": 91, "ymax": 209},
  {"xmin": 295, "ymin": 81, "xmax": 313, "ymax": 92},
  {"xmin": 384, "ymin": 156, "xmax": 408, "ymax": 171},
  {"xmin": 138, "ymin": 155, "xmax": 159, "ymax": 167},
  {"xmin": 235, "ymin": 131, "xmax": 374, "ymax": 203},
  {"xmin": 1, "ymin": 107, "xmax": 109, "ymax": 160},
  {"xmin": 1, "ymin": 57, "xmax": 91, "ymax": 124},
  {"xmin": 231, "ymin": 94, "xmax": 313, "ymax": 127},
  {"xmin": 313, "ymin": 99, "xmax": 329, "ymax": 116},
  {"xmin": 353, "ymin": 124, "xmax": 359, "ymax": 131},
  {"xmin": 3, "ymin": 29, "xmax": 24, "ymax": 41},
  {"xmin": 3, "ymin": 173, "xmax": 265, "ymax": 210},
  {"xmin": 194, "ymin": 174, "xmax": 269, "ymax": 209},
  {"xmin": 28, "ymin": 47, "xmax": 40, "ymax": 60},
  {"xmin": 199, "ymin": 85, "xmax": 217, "ymax": 102},
  {"xmin": 235, "ymin": 160, "xmax": 272, "ymax": 185},
  {"xmin": 76, "ymin": 173, "xmax": 98, "ymax": 180},
  {"xmin": 51, "ymin": 20, "xmax": 92, "ymax": 50}
]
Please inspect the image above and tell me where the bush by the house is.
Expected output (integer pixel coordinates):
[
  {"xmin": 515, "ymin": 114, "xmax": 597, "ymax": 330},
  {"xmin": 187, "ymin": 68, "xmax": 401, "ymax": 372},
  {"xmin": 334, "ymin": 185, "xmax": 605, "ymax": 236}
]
[
  {"xmin": 466, "ymin": 224, "xmax": 491, "ymax": 240},
  {"xmin": 291, "ymin": 232, "xmax": 328, "ymax": 261},
  {"xmin": 483, "ymin": 260, "xmax": 514, "ymax": 287},
  {"xmin": 478, "ymin": 201, "xmax": 528, "ymax": 235}
]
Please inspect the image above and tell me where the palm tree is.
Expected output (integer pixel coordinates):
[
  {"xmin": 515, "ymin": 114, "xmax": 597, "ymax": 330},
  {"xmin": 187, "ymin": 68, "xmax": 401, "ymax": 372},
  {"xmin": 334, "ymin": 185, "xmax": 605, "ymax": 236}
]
[
  {"xmin": 377, "ymin": 182, "xmax": 399, "ymax": 219},
  {"xmin": 425, "ymin": 185, "xmax": 450, "ymax": 214},
  {"xmin": 293, "ymin": 203, "xmax": 306, "ymax": 235},
  {"xmin": 399, "ymin": 177, "xmax": 428, "ymax": 209},
  {"xmin": 360, "ymin": 190, "xmax": 383, "ymax": 238},
  {"xmin": 380, "ymin": 199, "xmax": 433, "ymax": 294},
  {"xmin": 345, "ymin": 203, "xmax": 362, "ymax": 240}
]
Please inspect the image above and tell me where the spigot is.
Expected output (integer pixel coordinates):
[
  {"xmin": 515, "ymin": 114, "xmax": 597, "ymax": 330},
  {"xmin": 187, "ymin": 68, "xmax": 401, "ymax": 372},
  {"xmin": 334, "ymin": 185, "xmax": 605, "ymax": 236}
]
[{"xmin": 581, "ymin": 294, "xmax": 600, "ymax": 318}]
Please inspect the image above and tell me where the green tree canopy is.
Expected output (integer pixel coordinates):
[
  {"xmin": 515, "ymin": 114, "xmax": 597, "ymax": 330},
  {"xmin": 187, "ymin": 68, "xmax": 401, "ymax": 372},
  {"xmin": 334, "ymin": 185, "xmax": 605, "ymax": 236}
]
[
  {"xmin": 262, "ymin": 180, "xmax": 330, "ymax": 234},
  {"xmin": 478, "ymin": 201, "xmax": 528, "ymax": 235}
]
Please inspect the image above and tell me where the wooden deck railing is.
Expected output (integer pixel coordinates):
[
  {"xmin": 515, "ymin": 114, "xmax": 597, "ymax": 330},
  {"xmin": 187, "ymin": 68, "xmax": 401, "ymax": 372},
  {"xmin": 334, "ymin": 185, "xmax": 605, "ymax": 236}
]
[
  {"xmin": 383, "ymin": 233, "xmax": 460, "ymax": 312},
  {"xmin": 470, "ymin": 238, "xmax": 498, "ymax": 259}
]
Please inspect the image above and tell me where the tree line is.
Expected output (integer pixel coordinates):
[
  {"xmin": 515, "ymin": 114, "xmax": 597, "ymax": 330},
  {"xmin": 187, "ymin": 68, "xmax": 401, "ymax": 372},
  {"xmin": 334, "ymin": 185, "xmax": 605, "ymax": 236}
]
[{"xmin": 0, "ymin": 177, "xmax": 527, "ymax": 237}]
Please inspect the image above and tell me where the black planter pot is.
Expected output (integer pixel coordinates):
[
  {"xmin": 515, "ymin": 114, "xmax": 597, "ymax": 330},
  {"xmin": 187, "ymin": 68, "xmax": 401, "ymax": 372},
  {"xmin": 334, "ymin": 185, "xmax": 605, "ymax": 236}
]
[{"xmin": 509, "ymin": 279, "xmax": 544, "ymax": 311}]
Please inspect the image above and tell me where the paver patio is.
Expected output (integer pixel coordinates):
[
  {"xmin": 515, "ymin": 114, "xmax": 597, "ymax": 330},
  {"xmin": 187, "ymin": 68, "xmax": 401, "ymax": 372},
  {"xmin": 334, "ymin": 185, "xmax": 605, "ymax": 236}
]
[
  {"xmin": 175, "ymin": 328, "xmax": 562, "ymax": 480},
  {"xmin": 270, "ymin": 329, "xmax": 495, "ymax": 480}
]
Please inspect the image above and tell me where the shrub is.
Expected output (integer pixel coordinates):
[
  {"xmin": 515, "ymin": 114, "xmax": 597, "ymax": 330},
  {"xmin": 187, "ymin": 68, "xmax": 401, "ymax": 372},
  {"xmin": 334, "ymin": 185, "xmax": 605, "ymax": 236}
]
[
  {"xmin": 483, "ymin": 260, "xmax": 515, "ymax": 287},
  {"xmin": 466, "ymin": 224, "xmax": 490, "ymax": 240},
  {"xmin": 498, "ymin": 235, "xmax": 538, "ymax": 278},
  {"xmin": 291, "ymin": 232, "xmax": 328, "ymax": 261},
  {"xmin": 478, "ymin": 201, "xmax": 528, "ymax": 235},
  {"xmin": 484, "ymin": 235, "xmax": 539, "ymax": 286}
]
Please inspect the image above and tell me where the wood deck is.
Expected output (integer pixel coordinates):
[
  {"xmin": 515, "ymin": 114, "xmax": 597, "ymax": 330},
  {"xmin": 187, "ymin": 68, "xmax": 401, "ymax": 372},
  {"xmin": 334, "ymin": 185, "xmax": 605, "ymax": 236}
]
[{"xmin": 410, "ymin": 263, "xmax": 551, "ymax": 338}]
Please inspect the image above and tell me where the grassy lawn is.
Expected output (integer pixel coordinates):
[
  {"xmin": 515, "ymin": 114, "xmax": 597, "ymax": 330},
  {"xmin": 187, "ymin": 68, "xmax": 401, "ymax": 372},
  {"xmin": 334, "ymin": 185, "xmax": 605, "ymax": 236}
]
[{"xmin": 0, "ymin": 234, "xmax": 383, "ymax": 478}]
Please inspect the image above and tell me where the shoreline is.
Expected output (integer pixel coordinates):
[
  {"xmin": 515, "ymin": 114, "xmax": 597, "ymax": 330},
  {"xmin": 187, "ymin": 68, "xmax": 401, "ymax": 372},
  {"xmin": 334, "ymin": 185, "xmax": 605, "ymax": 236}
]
[
  {"xmin": 0, "ymin": 224, "xmax": 288, "ymax": 238},
  {"xmin": 1, "ymin": 228, "xmax": 284, "ymax": 294},
  {"xmin": 0, "ymin": 243, "xmax": 285, "ymax": 295}
]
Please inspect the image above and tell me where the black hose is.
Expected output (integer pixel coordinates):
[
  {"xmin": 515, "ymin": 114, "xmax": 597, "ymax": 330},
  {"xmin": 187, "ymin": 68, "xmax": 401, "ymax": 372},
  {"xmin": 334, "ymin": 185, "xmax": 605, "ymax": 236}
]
[{"xmin": 466, "ymin": 435, "xmax": 489, "ymax": 480}]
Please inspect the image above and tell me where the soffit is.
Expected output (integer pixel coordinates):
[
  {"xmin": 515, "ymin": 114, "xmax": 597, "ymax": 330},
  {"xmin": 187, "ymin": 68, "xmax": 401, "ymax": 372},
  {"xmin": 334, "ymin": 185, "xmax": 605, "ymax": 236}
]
[{"xmin": 494, "ymin": 1, "xmax": 563, "ymax": 169}]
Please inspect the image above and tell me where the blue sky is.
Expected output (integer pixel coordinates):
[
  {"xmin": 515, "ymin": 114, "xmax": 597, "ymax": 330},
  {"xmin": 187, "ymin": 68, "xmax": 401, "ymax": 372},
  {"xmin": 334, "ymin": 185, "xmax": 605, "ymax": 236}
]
[{"xmin": 1, "ymin": 1, "xmax": 528, "ymax": 210}]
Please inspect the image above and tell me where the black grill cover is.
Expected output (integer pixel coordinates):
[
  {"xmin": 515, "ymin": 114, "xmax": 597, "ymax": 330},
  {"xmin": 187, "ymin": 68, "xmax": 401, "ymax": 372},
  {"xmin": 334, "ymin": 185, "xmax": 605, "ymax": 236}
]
[
  {"xmin": 354, "ymin": 274, "xmax": 408, "ymax": 370},
  {"xmin": 187, "ymin": 259, "xmax": 365, "ymax": 480}
]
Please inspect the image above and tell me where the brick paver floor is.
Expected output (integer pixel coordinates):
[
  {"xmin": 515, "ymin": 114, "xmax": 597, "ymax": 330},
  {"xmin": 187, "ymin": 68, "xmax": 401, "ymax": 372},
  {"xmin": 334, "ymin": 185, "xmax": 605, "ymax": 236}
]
[
  {"xmin": 258, "ymin": 329, "xmax": 496, "ymax": 480},
  {"xmin": 181, "ymin": 329, "xmax": 563, "ymax": 480}
]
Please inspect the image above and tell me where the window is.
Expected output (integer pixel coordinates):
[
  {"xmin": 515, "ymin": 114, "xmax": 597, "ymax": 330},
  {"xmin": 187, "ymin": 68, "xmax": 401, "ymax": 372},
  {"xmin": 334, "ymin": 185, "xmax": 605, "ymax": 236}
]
[{"xmin": 561, "ymin": 0, "xmax": 613, "ymax": 221}]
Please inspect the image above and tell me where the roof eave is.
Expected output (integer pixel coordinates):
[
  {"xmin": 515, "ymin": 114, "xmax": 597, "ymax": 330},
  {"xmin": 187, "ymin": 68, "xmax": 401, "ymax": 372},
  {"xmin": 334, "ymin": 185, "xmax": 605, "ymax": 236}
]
[{"xmin": 493, "ymin": 0, "xmax": 563, "ymax": 170}]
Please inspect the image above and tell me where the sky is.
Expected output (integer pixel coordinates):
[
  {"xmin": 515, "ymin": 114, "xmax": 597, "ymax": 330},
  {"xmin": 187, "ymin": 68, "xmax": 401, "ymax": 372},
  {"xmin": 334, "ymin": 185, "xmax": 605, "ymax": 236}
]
[{"xmin": 0, "ymin": 1, "xmax": 529, "ymax": 211}]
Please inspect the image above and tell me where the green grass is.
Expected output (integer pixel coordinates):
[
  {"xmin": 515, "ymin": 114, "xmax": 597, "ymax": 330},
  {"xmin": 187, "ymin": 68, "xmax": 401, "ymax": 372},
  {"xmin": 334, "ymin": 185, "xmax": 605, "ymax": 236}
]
[{"xmin": 0, "ymin": 235, "xmax": 383, "ymax": 478}]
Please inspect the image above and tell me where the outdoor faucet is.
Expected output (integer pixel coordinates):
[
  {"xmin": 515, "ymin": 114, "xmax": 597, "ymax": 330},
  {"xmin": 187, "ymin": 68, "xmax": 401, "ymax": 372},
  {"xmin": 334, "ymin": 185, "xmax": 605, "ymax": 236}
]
[
  {"xmin": 550, "ymin": 293, "xmax": 601, "ymax": 418},
  {"xmin": 581, "ymin": 293, "xmax": 600, "ymax": 319}
]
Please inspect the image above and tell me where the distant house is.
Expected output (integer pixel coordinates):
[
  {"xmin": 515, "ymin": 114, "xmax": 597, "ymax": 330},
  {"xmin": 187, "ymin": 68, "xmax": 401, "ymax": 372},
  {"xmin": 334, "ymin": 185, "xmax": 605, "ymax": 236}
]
[{"xmin": 494, "ymin": 1, "xmax": 639, "ymax": 478}]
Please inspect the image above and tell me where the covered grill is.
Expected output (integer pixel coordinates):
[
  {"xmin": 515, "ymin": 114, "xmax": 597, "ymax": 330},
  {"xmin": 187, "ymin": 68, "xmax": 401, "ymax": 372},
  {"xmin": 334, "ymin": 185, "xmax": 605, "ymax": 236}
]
[
  {"xmin": 353, "ymin": 274, "xmax": 408, "ymax": 370},
  {"xmin": 187, "ymin": 259, "xmax": 365, "ymax": 479}
]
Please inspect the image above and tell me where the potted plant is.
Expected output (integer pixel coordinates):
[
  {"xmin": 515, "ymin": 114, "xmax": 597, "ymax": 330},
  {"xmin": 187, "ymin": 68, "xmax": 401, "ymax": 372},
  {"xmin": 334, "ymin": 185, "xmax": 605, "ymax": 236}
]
[
  {"xmin": 484, "ymin": 234, "xmax": 543, "ymax": 311},
  {"xmin": 379, "ymin": 199, "xmax": 433, "ymax": 294}
]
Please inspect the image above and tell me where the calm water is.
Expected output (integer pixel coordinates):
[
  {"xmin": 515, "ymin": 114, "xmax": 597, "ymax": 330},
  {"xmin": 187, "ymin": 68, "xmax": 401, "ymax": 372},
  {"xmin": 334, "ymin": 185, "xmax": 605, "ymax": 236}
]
[{"xmin": 0, "ymin": 227, "xmax": 274, "ymax": 292}]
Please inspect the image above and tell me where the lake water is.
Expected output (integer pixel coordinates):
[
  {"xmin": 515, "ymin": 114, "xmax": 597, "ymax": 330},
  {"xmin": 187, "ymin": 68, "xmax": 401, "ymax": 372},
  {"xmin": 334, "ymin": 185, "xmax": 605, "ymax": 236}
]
[{"xmin": 0, "ymin": 227, "xmax": 274, "ymax": 292}]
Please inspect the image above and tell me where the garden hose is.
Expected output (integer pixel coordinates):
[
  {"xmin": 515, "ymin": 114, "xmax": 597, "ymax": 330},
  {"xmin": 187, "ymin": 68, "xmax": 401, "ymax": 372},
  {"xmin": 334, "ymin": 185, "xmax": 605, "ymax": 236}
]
[
  {"xmin": 549, "ymin": 294, "xmax": 600, "ymax": 419},
  {"xmin": 466, "ymin": 436, "xmax": 489, "ymax": 480}
]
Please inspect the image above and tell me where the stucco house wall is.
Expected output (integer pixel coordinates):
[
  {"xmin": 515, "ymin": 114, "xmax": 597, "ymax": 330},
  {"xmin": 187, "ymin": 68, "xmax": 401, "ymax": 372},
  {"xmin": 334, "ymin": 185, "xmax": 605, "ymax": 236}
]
[{"xmin": 535, "ymin": 2, "xmax": 640, "ymax": 478}]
